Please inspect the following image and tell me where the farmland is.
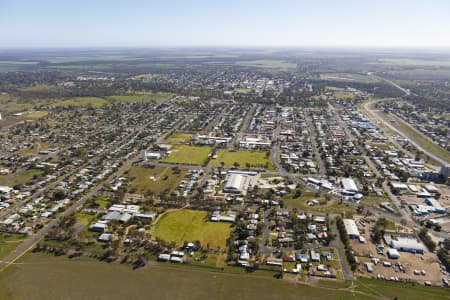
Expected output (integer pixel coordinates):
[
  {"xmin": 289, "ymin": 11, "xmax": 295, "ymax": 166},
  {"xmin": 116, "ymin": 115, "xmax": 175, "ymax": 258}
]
[
  {"xmin": 374, "ymin": 58, "xmax": 450, "ymax": 67},
  {"xmin": 0, "ymin": 61, "xmax": 38, "ymax": 72},
  {"xmin": 236, "ymin": 60, "xmax": 297, "ymax": 71},
  {"xmin": 0, "ymin": 253, "xmax": 448, "ymax": 300},
  {"xmin": 108, "ymin": 91, "xmax": 173, "ymax": 104},
  {"xmin": 321, "ymin": 73, "xmax": 379, "ymax": 83},
  {"xmin": 153, "ymin": 210, "xmax": 231, "ymax": 249},
  {"xmin": 164, "ymin": 145, "xmax": 212, "ymax": 165}
]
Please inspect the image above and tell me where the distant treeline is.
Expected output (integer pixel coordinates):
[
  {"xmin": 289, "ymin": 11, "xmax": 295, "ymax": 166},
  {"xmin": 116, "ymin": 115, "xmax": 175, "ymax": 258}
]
[{"xmin": 313, "ymin": 80, "xmax": 404, "ymax": 98}]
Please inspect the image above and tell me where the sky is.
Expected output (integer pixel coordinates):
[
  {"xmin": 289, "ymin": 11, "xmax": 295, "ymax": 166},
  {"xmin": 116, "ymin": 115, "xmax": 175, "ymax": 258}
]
[{"xmin": 0, "ymin": 0, "xmax": 449, "ymax": 48}]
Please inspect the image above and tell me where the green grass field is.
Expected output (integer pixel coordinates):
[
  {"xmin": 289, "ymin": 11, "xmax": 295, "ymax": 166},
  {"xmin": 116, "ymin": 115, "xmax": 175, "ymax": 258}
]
[
  {"xmin": 321, "ymin": 73, "xmax": 379, "ymax": 83},
  {"xmin": 130, "ymin": 74, "xmax": 160, "ymax": 80},
  {"xmin": 153, "ymin": 210, "xmax": 232, "ymax": 249},
  {"xmin": 282, "ymin": 191, "xmax": 356, "ymax": 214},
  {"xmin": 333, "ymin": 92, "xmax": 356, "ymax": 100},
  {"xmin": 46, "ymin": 64, "xmax": 113, "ymax": 71},
  {"xmin": 0, "ymin": 234, "xmax": 26, "ymax": 261},
  {"xmin": 234, "ymin": 88, "xmax": 252, "ymax": 94},
  {"xmin": 212, "ymin": 150, "xmax": 275, "ymax": 170},
  {"xmin": 53, "ymin": 97, "xmax": 109, "ymax": 108},
  {"xmin": 127, "ymin": 165, "xmax": 187, "ymax": 195},
  {"xmin": 15, "ymin": 111, "xmax": 49, "ymax": 119},
  {"xmin": 375, "ymin": 58, "xmax": 450, "ymax": 67},
  {"xmin": 0, "ymin": 169, "xmax": 43, "ymax": 186},
  {"xmin": 236, "ymin": 60, "xmax": 296, "ymax": 71},
  {"xmin": 164, "ymin": 132, "xmax": 194, "ymax": 143},
  {"xmin": 388, "ymin": 113, "xmax": 450, "ymax": 163},
  {"xmin": 108, "ymin": 91, "xmax": 173, "ymax": 104},
  {"xmin": 0, "ymin": 61, "xmax": 38, "ymax": 72},
  {"xmin": 45, "ymin": 55, "xmax": 139, "ymax": 64},
  {"xmin": 0, "ymin": 253, "xmax": 447, "ymax": 300},
  {"xmin": 164, "ymin": 145, "xmax": 212, "ymax": 165},
  {"xmin": 19, "ymin": 142, "xmax": 51, "ymax": 155},
  {"xmin": 388, "ymin": 68, "xmax": 450, "ymax": 79}
]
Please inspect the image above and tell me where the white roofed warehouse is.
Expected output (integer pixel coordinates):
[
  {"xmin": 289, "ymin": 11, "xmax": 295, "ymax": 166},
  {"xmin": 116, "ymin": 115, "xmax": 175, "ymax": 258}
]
[
  {"xmin": 384, "ymin": 235, "xmax": 424, "ymax": 254},
  {"xmin": 222, "ymin": 170, "xmax": 259, "ymax": 196},
  {"xmin": 343, "ymin": 219, "xmax": 360, "ymax": 239},
  {"xmin": 341, "ymin": 178, "xmax": 358, "ymax": 196}
]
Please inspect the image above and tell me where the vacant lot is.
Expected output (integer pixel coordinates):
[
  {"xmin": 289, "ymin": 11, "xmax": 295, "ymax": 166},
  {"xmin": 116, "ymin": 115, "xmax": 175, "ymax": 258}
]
[
  {"xmin": 282, "ymin": 191, "xmax": 356, "ymax": 215},
  {"xmin": 212, "ymin": 150, "xmax": 274, "ymax": 170},
  {"xmin": 0, "ymin": 168, "xmax": 43, "ymax": 187},
  {"xmin": 0, "ymin": 253, "xmax": 447, "ymax": 300},
  {"xmin": 16, "ymin": 111, "xmax": 49, "ymax": 119},
  {"xmin": 164, "ymin": 145, "xmax": 212, "ymax": 165},
  {"xmin": 153, "ymin": 210, "xmax": 231, "ymax": 249},
  {"xmin": 165, "ymin": 132, "xmax": 194, "ymax": 144},
  {"xmin": 0, "ymin": 233, "xmax": 26, "ymax": 261},
  {"xmin": 333, "ymin": 92, "xmax": 356, "ymax": 100},
  {"xmin": 127, "ymin": 165, "xmax": 187, "ymax": 195}
]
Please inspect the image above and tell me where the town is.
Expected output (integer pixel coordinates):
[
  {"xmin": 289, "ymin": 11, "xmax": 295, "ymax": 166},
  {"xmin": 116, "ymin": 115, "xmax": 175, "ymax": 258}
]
[{"xmin": 0, "ymin": 47, "xmax": 449, "ymax": 300}]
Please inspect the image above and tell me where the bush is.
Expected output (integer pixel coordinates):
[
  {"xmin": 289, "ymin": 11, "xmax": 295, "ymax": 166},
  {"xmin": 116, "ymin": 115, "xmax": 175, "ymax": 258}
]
[{"xmin": 419, "ymin": 228, "xmax": 436, "ymax": 252}]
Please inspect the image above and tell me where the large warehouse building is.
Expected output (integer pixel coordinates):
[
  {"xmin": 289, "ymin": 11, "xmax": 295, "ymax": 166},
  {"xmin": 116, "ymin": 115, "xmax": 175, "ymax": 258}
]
[
  {"xmin": 343, "ymin": 219, "xmax": 360, "ymax": 239},
  {"xmin": 384, "ymin": 235, "xmax": 424, "ymax": 254},
  {"xmin": 341, "ymin": 178, "xmax": 358, "ymax": 196},
  {"xmin": 223, "ymin": 170, "xmax": 259, "ymax": 196}
]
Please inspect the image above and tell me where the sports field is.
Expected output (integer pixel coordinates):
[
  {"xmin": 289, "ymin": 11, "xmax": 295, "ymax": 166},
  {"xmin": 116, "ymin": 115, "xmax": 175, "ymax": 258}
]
[
  {"xmin": 212, "ymin": 150, "xmax": 275, "ymax": 170},
  {"xmin": 153, "ymin": 210, "xmax": 231, "ymax": 249}
]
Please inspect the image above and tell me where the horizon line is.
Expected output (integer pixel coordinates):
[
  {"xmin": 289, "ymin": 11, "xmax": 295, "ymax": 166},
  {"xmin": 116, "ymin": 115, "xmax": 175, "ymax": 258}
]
[{"xmin": 1, "ymin": 45, "xmax": 450, "ymax": 51}]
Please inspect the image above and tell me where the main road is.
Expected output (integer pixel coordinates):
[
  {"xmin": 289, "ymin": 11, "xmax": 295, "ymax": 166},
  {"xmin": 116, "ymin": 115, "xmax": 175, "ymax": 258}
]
[{"xmin": 361, "ymin": 100, "xmax": 448, "ymax": 167}]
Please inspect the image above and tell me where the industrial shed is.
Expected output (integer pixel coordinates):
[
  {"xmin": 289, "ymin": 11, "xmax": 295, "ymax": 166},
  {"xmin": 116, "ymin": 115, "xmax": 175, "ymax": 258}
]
[
  {"xmin": 384, "ymin": 235, "xmax": 424, "ymax": 254},
  {"xmin": 222, "ymin": 170, "xmax": 258, "ymax": 196},
  {"xmin": 343, "ymin": 219, "xmax": 360, "ymax": 239},
  {"xmin": 341, "ymin": 178, "xmax": 358, "ymax": 196}
]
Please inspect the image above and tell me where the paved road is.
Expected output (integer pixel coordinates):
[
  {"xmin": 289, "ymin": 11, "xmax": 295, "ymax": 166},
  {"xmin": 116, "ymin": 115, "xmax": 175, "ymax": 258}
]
[
  {"xmin": 0, "ymin": 103, "xmax": 189, "ymax": 270},
  {"xmin": 0, "ymin": 152, "xmax": 136, "ymax": 269},
  {"xmin": 259, "ymin": 208, "xmax": 272, "ymax": 254},
  {"xmin": 331, "ymin": 221, "xmax": 353, "ymax": 280},
  {"xmin": 362, "ymin": 100, "xmax": 448, "ymax": 167},
  {"xmin": 230, "ymin": 104, "xmax": 257, "ymax": 150},
  {"xmin": 304, "ymin": 111, "xmax": 326, "ymax": 176},
  {"xmin": 374, "ymin": 75, "xmax": 411, "ymax": 97},
  {"xmin": 367, "ymin": 76, "xmax": 448, "ymax": 166}
]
